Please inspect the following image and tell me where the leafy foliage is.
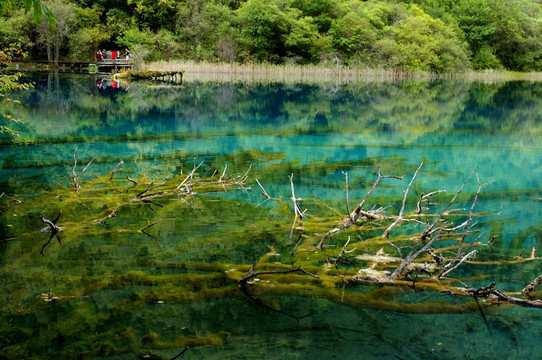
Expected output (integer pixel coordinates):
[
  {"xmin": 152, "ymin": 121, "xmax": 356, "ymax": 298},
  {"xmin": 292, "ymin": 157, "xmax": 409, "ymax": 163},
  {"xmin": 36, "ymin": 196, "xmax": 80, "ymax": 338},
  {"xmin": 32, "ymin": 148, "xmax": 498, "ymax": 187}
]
[{"xmin": 3, "ymin": 0, "xmax": 542, "ymax": 70}]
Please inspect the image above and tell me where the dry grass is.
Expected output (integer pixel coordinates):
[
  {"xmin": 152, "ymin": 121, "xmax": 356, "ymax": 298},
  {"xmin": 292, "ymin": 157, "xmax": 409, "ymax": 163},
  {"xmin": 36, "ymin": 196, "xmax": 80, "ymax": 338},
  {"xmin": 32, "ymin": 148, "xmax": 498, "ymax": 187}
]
[
  {"xmin": 461, "ymin": 69, "xmax": 542, "ymax": 82},
  {"xmin": 145, "ymin": 60, "xmax": 542, "ymax": 84},
  {"xmin": 144, "ymin": 60, "xmax": 434, "ymax": 83}
]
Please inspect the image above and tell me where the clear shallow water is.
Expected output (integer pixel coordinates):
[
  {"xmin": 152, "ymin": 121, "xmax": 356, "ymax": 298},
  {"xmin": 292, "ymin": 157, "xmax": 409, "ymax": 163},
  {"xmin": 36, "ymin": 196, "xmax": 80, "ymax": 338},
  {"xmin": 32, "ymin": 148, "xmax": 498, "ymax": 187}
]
[{"xmin": 1, "ymin": 72, "xmax": 542, "ymax": 359}]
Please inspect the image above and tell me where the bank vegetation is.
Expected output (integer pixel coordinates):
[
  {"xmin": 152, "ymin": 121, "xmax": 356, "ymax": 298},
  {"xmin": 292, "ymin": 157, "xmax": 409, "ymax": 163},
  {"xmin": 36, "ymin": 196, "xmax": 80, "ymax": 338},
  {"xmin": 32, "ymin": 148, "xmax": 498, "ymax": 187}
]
[{"xmin": 3, "ymin": 0, "xmax": 542, "ymax": 73}]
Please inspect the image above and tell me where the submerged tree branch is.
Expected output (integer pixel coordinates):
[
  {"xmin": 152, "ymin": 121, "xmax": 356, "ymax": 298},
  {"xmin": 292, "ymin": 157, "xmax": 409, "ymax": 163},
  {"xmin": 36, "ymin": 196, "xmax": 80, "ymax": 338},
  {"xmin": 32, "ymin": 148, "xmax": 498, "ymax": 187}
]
[
  {"xmin": 39, "ymin": 211, "xmax": 63, "ymax": 255},
  {"xmin": 239, "ymin": 261, "xmax": 320, "ymax": 288}
]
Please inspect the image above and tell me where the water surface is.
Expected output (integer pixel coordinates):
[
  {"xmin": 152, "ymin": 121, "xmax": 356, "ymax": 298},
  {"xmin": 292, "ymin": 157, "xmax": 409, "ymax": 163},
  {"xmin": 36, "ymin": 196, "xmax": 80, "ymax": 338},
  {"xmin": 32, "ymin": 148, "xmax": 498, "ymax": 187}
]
[{"xmin": 1, "ymin": 73, "xmax": 541, "ymax": 359}]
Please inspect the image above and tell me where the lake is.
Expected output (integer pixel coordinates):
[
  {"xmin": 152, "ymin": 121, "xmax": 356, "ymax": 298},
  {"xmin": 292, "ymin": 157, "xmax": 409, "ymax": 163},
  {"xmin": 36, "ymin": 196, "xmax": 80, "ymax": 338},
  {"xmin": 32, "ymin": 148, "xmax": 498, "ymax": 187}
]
[{"xmin": 1, "ymin": 72, "xmax": 542, "ymax": 359}]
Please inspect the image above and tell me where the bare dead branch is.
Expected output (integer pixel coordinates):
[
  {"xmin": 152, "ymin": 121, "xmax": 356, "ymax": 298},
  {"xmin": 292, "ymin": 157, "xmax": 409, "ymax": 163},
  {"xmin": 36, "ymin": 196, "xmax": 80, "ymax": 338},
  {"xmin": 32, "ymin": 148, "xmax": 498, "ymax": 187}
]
[
  {"xmin": 126, "ymin": 176, "xmax": 139, "ymax": 185},
  {"xmin": 175, "ymin": 160, "xmax": 204, "ymax": 194},
  {"xmin": 0, "ymin": 192, "xmax": 21, "ymax": 204},
  {"xmin": 97, "ymin": 205, "xmax": 120, "ymax": 224},
  {"xmin": 521, "ymin": 274, "xmax": 542, "ymax": 295},
  {"xmin": 390, "ymin": 228, "xmax": 443, "ymax": 281},
  {"xmin": 342, "ymin": 171, "xmax": 352, "ymax": 221},
  {"xmin": 382, "ymin": 161, "xmax": 424, "ymax": 238},
  {"xmin": 436, "ymin": 174, "xmax": 493, "ymax": 278},
  {"xmin": 317, "ymin": 163, "xmax": 404, "ymax": 249},
  {"xmin": 0, "ymin": 192, "xmax": 21, "ymax": 215},
  {"xmin": 255, "ymin": 179, "xmax": 272, "ymax": 200},
  {"xmin": 291, "ymin": 232, "xmax": 304, "ymax": 253},
  {"xmin": 488, "ymin": 289, "xmax": 542, "ymax": 308},
  {"xmin": 136, "ymin": 181, "xmax": 166, "ymax": 198},
  {"xmin": 39, "ymin": 211, "xmax": 63, "ymax": 255},
  {"xmin": 487, "ymin": 235, "xmax": 497, "ymax": 246},
  {"xmin": 439, "ymin": 250, "xmax": 478, "ymax": 279},
  {"xmin": 333, "ymin": 236, "xmax": 354, "ymax": 268},
  {"xmin": 170, "ymin": 346, "xmax": 190, "ymax": 360},
  {"xmin": 238, "ymin": 164, "xmax": 252, "ymax": 184},
  {"xmin": 110, "ymin": 161, "xmax": 124, "ymax": 181},
  {"xmin": 239, "ymin": 261, "xmax": 319, "ymax": 287},
  {"xmin": 218, "ymin": 164, "xmax": 228, "ymax": 183},
  {"xmin": 416, "ymin": 190, "xmax": 446, "ymax": 214},
  {"xmin": 72, "ymin": 147, "xmax": 95, "ymax": 195},
  {"xmin": 420, "ymin": 166, "xmax": 476, "ymax": 241},
  {"xmin": 288, "ymin": 174, "xmax": 304, "ymax": 244}
]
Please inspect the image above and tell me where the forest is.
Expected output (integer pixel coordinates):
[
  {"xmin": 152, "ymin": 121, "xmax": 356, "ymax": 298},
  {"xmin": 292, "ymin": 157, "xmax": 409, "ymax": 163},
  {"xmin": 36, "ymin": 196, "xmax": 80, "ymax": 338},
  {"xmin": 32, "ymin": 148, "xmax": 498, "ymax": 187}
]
[{"xmin": 1, "ymin": 0, "xmax": 542, "ymax": 72}]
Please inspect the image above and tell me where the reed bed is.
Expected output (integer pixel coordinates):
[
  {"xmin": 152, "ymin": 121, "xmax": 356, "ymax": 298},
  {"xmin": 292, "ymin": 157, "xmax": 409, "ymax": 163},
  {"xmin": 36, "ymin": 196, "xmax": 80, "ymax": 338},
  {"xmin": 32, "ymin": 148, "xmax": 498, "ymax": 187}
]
[
  {"xmin": 145, "ymin": 60, "xmax": 542, "ymax": 84},
  {"xmin": 144, "ymin": 60, "xmax": 433, "ymax": 84}
]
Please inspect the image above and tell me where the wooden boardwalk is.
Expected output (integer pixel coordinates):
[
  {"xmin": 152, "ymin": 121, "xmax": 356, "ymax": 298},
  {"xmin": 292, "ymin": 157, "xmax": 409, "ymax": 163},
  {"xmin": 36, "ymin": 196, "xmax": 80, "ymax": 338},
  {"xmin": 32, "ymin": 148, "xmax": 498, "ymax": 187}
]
[
  {"xmin": 32, "ymin": 59, "xmax": 133, "ymax": 73},
  {"xmin": 92, "ymin": 59, "xmax": 133, "ymax": 73}
]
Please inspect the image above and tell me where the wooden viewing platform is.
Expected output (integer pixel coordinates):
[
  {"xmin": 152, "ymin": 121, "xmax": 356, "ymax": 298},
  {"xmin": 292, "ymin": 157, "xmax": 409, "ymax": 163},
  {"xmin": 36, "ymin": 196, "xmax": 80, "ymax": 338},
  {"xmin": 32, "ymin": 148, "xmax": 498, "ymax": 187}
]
[
  {"xmin": 91, "ymin": 59, "xmax": 133, "ymax": 73},
  {"xmin": 32, "ymin": 59, "xmax": 133, "ymax": 73}
]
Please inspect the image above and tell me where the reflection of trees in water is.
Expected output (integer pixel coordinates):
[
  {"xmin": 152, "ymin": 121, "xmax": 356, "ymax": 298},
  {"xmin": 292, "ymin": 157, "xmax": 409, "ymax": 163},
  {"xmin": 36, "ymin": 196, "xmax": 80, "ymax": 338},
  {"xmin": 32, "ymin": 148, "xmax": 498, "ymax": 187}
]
[{"xmin": 10, "ymin": 76, "xmax": 542, "ymax": 139}]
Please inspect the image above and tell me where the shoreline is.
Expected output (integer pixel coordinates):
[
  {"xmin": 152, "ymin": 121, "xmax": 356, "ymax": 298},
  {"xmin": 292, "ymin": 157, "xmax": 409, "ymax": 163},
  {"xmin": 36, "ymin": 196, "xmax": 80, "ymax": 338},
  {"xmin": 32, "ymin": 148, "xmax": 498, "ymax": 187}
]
[
  {"xmin": 7, "ymin": 60, "xmax": 542, "ymax": 83},
  {"xmin": 145, "ymin": 60, "xmax": 542, "ymax": 83}
]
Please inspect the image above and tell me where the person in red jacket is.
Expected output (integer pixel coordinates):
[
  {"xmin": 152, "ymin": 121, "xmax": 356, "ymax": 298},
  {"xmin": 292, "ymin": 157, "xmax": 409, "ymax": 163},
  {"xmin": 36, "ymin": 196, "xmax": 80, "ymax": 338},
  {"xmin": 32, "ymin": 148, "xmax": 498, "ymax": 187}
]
[
  {"xmin": 96, "ymin": 50, "xmax": 103, "ymax": 61},
  {"xmin": 111, "ymin": 51, "xmax": 116, "ymax": 60}
]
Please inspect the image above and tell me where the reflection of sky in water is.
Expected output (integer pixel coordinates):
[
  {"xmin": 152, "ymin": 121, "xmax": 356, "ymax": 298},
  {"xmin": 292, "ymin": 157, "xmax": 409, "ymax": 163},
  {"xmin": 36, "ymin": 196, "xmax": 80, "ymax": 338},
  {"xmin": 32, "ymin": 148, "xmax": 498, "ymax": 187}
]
[{"xmin": 1, "ymin": 74, "xmax": 542, "ymax": 359}]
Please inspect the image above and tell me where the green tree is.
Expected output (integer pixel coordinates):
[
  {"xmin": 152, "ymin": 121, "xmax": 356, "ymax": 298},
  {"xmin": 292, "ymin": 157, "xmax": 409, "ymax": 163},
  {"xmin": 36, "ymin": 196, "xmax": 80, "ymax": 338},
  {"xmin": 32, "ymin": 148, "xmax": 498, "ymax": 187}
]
[
  {"xmin": 328, "ymin": 10, "xmax": 377, "ymax": 59},
  {"xmin": 395, "ymin": 5, "xmax": 470, "ymax": 72},
  {"xmin": 68, "ymin": 6, "xmax": 109, "ymax": 61},
  {"xmin": 35, "ymin": 0, "xmax": 78, "ymax": 65},
  {"xmin": 489, "ymin": 0, "xmax": 542, "ymax": 70},
  {"xmin": 290, "ymin": 0, "xmax": 334, "ymax": 33},
  {"xmin": 0, "ymin": 9, "xmax": 33, "ymax": 50},
  {"xmin": 328, "ymin": 1, "xmax": 405, "ymax": 66},
  {"xmin": 285, "ymin": 16, "xmax": 324, "ymax": 63},
  {"xmin": 176, "ymin": 0, "xmax": 236, "ymax": 61},
  {"xmin": 127, "ymin": 0, "xmax": 177, "ymax": 31},
  {"xmin": 236, "ymin": 0, "xmax": 290, "ymax": 62},
  {"xmin": 0, "ymin": 0, "xmax": 52, "ymax": 139},
  {"xmin": 0, "ymin": 0, "xmax": 54, "ymax": 26},
  {"xmin": 452, "ymin": 0, "xmax": 498, "ymax": 69}
]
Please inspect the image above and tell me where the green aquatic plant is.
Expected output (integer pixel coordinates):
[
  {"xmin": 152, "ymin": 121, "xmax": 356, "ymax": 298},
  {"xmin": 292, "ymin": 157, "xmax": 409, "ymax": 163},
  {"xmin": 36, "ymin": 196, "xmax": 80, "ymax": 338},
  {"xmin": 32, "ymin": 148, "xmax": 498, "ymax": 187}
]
[{"xmin": 1, "ymin": 152, "xmax": 542, "ymax": 358}]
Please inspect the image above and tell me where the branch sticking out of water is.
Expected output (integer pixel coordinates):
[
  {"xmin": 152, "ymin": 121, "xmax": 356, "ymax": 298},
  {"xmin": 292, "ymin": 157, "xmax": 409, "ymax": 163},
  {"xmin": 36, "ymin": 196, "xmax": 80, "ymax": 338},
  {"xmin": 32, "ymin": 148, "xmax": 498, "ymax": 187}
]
[
  {"xmin": 72, "ymin": 147, "xmax": 95, "ymax": 196},
  {"xmin": 382, "ymin": 161, "xmax": 423, "ymax": 238},
  {"xmin": 416, "ymin": 190, "xmax": 446, "ymax": 215},
  {"xmin": 317, "ymin": 162, "xmax": 405, "ymax": 249},
  {"xmin": 288, "ymin": 174, "xmax": 304, "ymax": 244},
  {"xmin": 110, "ymin": 161, "xmax": 124, "ymax": 181},
  {"xmin": 437, "ymin": 174, "xmax": 494, "ymax": 279},
  {"xmin": 521, "ymin": 274, "xmax": 542, "ymax": 295}
]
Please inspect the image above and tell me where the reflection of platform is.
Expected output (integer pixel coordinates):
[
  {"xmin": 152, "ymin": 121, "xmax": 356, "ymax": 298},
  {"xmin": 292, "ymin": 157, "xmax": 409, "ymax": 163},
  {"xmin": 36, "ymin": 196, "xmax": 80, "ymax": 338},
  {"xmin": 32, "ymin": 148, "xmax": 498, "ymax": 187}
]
[{"xmin": 94, "ymin": 59, "xmax": 133, "ymax": 73}]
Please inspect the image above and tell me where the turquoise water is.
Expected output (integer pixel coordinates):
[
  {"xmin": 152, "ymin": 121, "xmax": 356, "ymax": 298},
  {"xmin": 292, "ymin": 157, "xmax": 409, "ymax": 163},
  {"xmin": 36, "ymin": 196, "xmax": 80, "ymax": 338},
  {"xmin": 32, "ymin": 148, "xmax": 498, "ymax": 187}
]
[{"xmin": 1, "ymin": 73, "xmax": 542, "ymax": 359}]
